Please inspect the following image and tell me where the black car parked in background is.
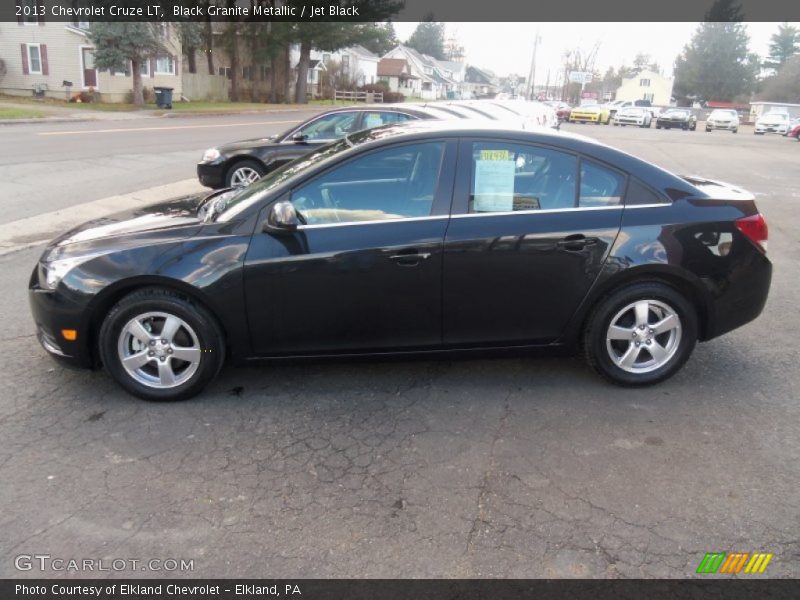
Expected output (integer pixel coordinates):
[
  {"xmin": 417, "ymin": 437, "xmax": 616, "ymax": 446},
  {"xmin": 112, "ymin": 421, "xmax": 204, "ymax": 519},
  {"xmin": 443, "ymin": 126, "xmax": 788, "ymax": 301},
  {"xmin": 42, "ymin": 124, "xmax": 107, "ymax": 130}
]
[
  {"xmin": 656, "ymin": 109, "xmax": 697, "ymax": 131},
  {"xmin": 197, "ymin": 106, "xmax": 443, "ymax": 189},
  {"xmin": 31, "ymin": 122, "xmax": 771, "ymax": 401}
]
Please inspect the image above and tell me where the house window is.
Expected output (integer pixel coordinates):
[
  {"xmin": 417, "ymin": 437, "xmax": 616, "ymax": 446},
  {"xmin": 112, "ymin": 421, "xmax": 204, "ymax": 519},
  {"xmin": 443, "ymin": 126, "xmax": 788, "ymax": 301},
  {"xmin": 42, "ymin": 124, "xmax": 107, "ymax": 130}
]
[
  {"xmin": 322, "ymin": 53, "xmax": 331, "ymax": 65},
  {"xmin": 218, "ymin": 66, "xmax": 232, "ymax": 80},
  {"xmin": 140, "ymin": 60, "xmax": 150, "ymax": 76},
  {"xmin": 154, "ymin": 55, "xmax": 175, "ymax": 75},
  {"xmin": 639, "ymin": 78, "xmax": 651, "ymax": 87},
  {"xmin": 27, "ymin": 44, "xmax": 42, "ymax": 74},
  {"xmin": 643, "ymin": 93, "xmax": 654, "ymax": 102},
  {"xmin": 242, "ymin": 66, "xmax": 254, "ymax": 80},
  {"xmin": 341, "ymin": 55, "xmax": 350, "ymax": 72}
]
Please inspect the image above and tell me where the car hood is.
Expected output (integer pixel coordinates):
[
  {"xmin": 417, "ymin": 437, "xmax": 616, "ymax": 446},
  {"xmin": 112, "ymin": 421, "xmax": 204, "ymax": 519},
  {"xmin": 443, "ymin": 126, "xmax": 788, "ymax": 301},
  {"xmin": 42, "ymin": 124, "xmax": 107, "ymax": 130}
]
[
  {"xmin": 758, "ymin": 115, "xmax": 787, "ymax": 125},
  {"xmin": 43, "ymin": 192, "xmax": 215, "ymax": 261},
  {"xmin": 575, "ymin": 106, "xmax": 602, "ymax": 114},
  {"xmin": 218, "ymin": 136, "xmax": 282, "ymax": 153}
]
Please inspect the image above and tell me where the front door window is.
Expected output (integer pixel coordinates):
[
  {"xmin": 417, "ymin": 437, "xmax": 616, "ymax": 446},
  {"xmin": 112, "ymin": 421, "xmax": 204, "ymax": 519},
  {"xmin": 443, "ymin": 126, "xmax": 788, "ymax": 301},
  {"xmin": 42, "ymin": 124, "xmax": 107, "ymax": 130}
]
[{"xmin": 290, "ymin": 142, "xmax": 445, "ymax": 225}]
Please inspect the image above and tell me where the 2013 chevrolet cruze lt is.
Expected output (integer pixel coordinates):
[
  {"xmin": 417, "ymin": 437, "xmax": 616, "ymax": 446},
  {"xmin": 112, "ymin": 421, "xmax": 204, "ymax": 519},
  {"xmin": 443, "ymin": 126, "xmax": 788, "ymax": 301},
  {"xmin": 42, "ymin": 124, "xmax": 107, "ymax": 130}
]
[{"xmin": 29, "ymin": 122, "xmax": 771, "ymax": 401}]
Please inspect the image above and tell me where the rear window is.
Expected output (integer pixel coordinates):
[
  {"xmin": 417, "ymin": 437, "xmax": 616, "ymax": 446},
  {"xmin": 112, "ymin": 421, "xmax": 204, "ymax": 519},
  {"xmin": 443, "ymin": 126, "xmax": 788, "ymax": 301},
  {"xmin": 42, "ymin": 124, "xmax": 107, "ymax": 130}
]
[{"xmin": 626, "ymin": 178, "xmax": 669, "ymax": 206}]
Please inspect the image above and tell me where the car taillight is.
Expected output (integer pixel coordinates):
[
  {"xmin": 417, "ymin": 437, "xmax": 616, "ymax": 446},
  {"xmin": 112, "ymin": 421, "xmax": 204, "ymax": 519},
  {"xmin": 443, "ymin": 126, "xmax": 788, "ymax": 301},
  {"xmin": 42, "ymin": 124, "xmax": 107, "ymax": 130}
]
[{"xmin": 736, "ymin": 213, "xmax": 768, "ymax": 254}]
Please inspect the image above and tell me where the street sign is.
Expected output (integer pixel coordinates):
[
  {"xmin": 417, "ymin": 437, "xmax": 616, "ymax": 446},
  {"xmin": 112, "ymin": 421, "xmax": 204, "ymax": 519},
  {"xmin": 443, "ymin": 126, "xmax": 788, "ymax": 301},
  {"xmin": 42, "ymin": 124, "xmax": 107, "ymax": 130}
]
[{"xmin": 569, "ymin": 71, "xmax": 593, "ymax": 84}]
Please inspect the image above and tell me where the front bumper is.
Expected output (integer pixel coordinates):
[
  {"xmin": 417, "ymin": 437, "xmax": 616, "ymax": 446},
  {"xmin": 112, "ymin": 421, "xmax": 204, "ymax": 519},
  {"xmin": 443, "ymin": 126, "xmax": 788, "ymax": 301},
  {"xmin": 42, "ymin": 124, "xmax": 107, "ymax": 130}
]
[
  {"xmin": 570, "ymin": 113, "xmax": 601, "ymax": 123},
  {"xmin": 616, "ymin": 117, "xmax": 645, "ymax": 125},
  {"xmin": 197, "ymin": 161, "xmax": 226, "ymax": 189},
  {"xmin": 755, "ymin": 124, "xmax": 788, "ymax": 134},
  {"xmin": 706, "ymin": 121, "xmax": 737, "ymax": 130},
  {"xmin": 28, "ymin": 268, "xmax": 93, "ymax": 369}
]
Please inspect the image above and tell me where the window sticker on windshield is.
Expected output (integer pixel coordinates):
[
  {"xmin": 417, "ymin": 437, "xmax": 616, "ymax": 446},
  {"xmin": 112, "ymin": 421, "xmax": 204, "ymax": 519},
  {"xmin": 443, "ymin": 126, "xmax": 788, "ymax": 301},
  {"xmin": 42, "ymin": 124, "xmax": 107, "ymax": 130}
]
[
  {"xmin": 364, "ymin": 114, "xmax": 383, "ymax": 128},
  {"xmin": 474, "ymin": 156, "xmax": 515, "ymax": 212}
]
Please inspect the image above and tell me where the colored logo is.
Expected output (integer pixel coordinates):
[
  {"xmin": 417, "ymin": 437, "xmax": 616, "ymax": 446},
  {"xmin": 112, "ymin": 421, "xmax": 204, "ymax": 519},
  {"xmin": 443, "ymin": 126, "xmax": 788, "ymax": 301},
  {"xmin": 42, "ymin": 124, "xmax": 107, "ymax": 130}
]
[{"xmin": 696, "ymin": 552, "xmax": 773, "ymax": 574}]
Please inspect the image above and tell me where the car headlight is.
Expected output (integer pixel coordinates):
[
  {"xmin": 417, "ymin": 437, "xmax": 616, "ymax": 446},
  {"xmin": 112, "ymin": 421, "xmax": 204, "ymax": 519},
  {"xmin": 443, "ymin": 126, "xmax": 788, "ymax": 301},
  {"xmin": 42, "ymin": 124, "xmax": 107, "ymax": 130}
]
[
  {"xmin": 202, "ymin": 148, "xmax": 221, "ymax": 162},
  {"xmin": 38, "ymin": 255, "xmax": 100, "ymax": 290}
]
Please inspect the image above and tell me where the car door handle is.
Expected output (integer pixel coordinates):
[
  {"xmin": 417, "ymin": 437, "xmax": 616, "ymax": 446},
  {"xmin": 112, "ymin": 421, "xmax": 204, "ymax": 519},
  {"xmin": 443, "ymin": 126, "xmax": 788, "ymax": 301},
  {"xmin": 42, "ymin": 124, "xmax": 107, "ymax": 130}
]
[
  {"xmin": 556, "ymin": 235, "xmax": 598, "ymax": 251},
  {"xmin": 388, "ymin": 250, "xmax": 431, "ymax": 266}
]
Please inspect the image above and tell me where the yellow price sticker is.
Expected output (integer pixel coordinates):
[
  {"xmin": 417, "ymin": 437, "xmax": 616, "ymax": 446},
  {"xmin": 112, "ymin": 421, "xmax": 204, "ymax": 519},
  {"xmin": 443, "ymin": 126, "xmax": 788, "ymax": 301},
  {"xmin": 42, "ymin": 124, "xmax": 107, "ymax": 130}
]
[{"xmin": 479, "ymin": 149, "xmax": 510, "ymax": 161}]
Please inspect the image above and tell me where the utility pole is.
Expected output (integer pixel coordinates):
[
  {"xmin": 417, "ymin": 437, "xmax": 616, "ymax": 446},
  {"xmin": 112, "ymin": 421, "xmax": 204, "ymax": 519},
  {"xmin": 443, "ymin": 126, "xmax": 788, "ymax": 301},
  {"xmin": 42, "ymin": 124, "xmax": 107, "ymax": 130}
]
[{"xmin": 526, "ymin": 31, "xmax": 540, "ymax": 100}]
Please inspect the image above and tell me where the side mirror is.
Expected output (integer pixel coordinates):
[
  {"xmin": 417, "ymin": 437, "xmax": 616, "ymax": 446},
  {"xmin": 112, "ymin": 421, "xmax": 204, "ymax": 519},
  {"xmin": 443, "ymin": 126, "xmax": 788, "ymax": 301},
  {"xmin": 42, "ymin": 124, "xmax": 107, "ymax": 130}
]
[
  {"xmin": 264, "ymin": 200, "xmax": 299, "ymax": 233},
  {"xmin": 292, "ymin": 133, "xmax": 308, "ymax": 143}
]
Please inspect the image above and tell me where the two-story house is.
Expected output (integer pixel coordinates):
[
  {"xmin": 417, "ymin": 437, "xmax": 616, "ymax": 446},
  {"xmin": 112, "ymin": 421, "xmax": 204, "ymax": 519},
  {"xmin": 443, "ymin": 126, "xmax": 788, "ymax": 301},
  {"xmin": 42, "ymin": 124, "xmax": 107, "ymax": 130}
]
[
  {"xmin": 382, "ymin": 45, "xmax": 460, "ymax": 100},
  {"xmin": 614, "ymin": 69, "xmax": 674, "ymax": 106},
  {"xmin": 0, "ymin": 20, "xmax": 182, "ymax": 103}
]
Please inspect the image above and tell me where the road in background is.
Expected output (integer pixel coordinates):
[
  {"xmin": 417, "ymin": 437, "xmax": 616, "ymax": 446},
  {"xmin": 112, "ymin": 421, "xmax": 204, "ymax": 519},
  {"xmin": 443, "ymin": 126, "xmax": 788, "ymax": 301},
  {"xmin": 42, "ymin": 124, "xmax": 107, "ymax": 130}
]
[
  {"xmin": 0, "ymin": 122, "xmax": 798, "ymax": 578},
  {"xmin": 0, "ymin": 109, "xmax": 322, "ymax": 223}
]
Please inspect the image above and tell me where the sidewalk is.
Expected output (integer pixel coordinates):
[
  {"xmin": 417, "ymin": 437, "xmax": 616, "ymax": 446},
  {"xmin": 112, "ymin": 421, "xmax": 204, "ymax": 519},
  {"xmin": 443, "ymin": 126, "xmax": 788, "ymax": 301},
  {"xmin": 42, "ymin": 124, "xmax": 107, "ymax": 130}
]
[{"xmin": 0, "ymin": 98, "xmax": 346, "ymax": 125}]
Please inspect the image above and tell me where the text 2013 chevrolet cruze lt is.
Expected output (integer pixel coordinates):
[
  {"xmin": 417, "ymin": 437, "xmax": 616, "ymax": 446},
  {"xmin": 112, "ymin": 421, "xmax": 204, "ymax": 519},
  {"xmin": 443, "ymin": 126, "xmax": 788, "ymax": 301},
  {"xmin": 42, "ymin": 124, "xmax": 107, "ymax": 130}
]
[{"xmin": 29, "ymin": 122, "xmax": 771, "ymax": 401}]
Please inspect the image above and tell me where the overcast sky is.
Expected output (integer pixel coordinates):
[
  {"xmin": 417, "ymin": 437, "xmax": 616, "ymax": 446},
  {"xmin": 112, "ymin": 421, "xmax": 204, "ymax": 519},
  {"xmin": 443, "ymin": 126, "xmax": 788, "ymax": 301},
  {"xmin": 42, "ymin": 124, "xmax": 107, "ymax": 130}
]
[{"xmin": 393, "ymin": 22, "xmax": 798, "ymax": 83}]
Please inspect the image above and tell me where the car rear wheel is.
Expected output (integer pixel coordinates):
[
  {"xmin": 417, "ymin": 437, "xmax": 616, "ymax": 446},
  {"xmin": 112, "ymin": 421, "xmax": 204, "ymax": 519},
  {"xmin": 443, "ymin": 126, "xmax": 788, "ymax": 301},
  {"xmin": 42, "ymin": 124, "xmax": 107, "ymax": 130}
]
[
  {"xmin": 99, "ymin": 288, "xmax": 225, "ymax": 401},
  {"xmin": 225, "ymin": 160, "xmax": 266, "ymax": 188},
  {"xmin": 583, "ymin": 282, "xmax": 698, "ymax": 386}
]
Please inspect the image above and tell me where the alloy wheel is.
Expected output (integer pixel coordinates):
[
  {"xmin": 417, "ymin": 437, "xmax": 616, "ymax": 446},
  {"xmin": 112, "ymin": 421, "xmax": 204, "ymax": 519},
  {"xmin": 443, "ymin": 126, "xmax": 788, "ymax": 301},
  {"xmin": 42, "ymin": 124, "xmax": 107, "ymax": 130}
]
[
  {"xmin": 117, "ymin": 311, "xmax": 202, "ymax": 388},
  {"xmin": 230, "ymin": 166, "xmax": 262, "ymax": 187},
  {"xmin": 605, "ymin": 299, "xmax": 682, "ymax": 374}
]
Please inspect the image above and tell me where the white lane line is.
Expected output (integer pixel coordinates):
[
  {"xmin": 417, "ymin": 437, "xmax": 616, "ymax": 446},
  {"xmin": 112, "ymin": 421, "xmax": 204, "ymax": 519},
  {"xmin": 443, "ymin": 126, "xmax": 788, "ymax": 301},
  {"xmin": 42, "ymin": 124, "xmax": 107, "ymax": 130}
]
[
  {"xmin": 37, "ymin": 119, "xmax": 301, "ymax": 136},
  {"xmin": 0, "ymin": 179, "xmax": 205, "ymax": 257}
]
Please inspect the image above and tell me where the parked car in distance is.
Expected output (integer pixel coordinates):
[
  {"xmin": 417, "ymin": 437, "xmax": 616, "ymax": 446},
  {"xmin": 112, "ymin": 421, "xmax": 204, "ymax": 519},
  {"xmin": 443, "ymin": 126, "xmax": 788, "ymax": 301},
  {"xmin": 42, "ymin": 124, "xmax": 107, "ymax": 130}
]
[
  {"xmin": 487, "ymin": 100, "xmax": 559, "ymax": 129},
  {"xmin": 568, "ymin": 103, "xmax": 611, "ymax": 125},
  {"xmin": 611, "ymin": 100, "xmax": 660, "ymax": 120},
  {"xmin": 656, "ymin": 108, "xmax": 697, "ymax": 131},
  {"xmin": 613, "ymin": 107, "xmax": 652, "ymax": 128},
  {"xmin": 785, "ymin": 119, "xmax": 800, "ymax": 141},
  {"xmin": 754, "ymin": 112, "xmax": 791, "ymax": 135},
  {"xmin": 30, "ymin": 121, "xmax": 771, "ymax": 401},
  {"xmin": 545, "ymin": 101, "xmax": 573, "ymax": 122},
  {"xmin": 197, "ymin": 105, "xmax": 440, "ymax": 189},
  {"xmin": 705, "ymin": 109, "xmax": 739, "ymax": 133}
]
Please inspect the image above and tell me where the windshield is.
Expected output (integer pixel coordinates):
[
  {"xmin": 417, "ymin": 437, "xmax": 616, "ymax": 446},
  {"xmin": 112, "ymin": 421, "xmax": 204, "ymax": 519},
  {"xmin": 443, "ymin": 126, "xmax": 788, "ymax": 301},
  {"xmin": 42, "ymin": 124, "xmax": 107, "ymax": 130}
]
[
  {"xmin": 762, "ymin": 112, "xmax": 788, "ymax": 120},
  {"xmin": 710, "ymin": 110, "xmax": 737, "ymax": 118},
  {"xmin": 665, "ymin": 110, "xmax": 688, "ymax": 117},
  {"xmin": 214, "ymin": 127, "xmax": 392, "ymax": 222}
]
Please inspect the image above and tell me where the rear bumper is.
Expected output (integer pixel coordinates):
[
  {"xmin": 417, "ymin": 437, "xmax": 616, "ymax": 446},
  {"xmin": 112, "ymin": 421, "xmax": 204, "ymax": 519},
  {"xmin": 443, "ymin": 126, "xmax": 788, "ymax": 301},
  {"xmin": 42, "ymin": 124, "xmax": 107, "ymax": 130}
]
[
  {"xmin": 28, "ymin": 269, "xmax": 93, "ymax": 369},
  {"xmin": 702, "ymin": 251, "xmax": 772, "ymax": 341},
  {"xmin": 197, "ymin": 162, "xmax": 226, "ymax": 189}
]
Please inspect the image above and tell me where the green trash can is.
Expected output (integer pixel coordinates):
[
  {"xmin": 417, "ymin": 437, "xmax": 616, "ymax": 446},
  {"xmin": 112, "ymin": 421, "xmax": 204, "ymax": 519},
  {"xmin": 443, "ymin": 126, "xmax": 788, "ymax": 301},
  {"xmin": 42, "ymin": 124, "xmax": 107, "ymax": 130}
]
[{"xmin": 154, "ymin": 86, "xmax": 174, "ymax": 109}]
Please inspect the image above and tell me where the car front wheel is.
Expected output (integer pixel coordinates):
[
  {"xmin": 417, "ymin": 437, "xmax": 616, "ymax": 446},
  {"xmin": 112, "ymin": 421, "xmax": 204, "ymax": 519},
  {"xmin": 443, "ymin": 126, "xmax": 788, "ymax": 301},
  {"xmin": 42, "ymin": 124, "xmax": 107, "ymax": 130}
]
[
  {"xmin": 583, "ymin": 282, "xmax": 698, "ymax": 386},
  {"xmin": 225, "ymin": 160, "xmax": 266, "ymax": 188},
  {"xmin": 99, "ymin": 288, "xmax": 225, "ymax": 401}
]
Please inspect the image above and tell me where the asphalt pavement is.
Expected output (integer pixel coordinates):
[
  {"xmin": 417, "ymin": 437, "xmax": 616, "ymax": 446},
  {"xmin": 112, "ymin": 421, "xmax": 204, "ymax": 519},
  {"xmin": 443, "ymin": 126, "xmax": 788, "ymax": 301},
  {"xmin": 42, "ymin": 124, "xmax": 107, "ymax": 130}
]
[
  {"xmin": 0, "ymin": 109, "xmax": 322, "ymax": 224},
  {"xmin": 0, "ymin": 118, "xmax": 798, "ymax": 578}
]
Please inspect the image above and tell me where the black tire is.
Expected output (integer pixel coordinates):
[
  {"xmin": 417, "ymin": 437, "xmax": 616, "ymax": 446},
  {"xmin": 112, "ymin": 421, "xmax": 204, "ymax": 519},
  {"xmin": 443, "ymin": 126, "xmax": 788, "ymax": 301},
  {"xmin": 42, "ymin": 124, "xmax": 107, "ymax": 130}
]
[
  {"xmin": 656, "ymin": 124, "xmax": 661, "ymax": 129},
  {"xmin": 98, "ymin": 288, "xmax": 225, "ymax": 401},
  {"xmin": 225, "ymin": 159, "xmax": 266, "ymax": 188},
  {"xmin": 732, "ymin": 129, "xmax": 738, "ymax": 134},
  {"xmin": 583, "ymin": 282, "xmax": 698, "ymax": 386}
]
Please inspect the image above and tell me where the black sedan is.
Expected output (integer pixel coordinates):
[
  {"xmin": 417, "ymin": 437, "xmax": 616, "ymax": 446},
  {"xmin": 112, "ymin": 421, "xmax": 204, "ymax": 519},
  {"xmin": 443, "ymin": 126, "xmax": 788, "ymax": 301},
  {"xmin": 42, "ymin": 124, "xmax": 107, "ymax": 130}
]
[
  {"xmin": 656, "ymin": 108, "xmax": 697, "ymax": 131},
  {"xmin": 197, "ymin": 106, "xmax": 441, "ymax": 189},
  {"xmin": 30, "ymin": 121, "xmax": 771, "ymax": 401}
]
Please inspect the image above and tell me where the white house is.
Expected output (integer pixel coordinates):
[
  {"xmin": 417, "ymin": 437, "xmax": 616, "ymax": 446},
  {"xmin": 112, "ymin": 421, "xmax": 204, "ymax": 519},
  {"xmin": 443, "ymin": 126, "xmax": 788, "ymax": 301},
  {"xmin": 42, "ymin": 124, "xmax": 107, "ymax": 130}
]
[
  {"xmin": 615, "ymin": 69, "xmax": 673, "ymax": 106},
  {"xmin": 383, "ymin": 45, "xmax": 460, "ymax": 100},
  {"xmin": 0, "ymin": 20, "xmax": 182, "ymax": 102},
  {"xmin": 289, "ymin": 44, "xmax": 379, "ymax": 96}
]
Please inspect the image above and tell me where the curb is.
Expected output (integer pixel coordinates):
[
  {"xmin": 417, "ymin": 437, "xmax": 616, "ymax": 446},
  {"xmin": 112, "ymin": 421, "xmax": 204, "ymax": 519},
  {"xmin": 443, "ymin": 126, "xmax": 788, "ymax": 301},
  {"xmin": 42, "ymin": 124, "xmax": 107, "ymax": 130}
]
[{"xmin": 0, "ymin": 179, "xmax": 204, "ymax": 257}]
